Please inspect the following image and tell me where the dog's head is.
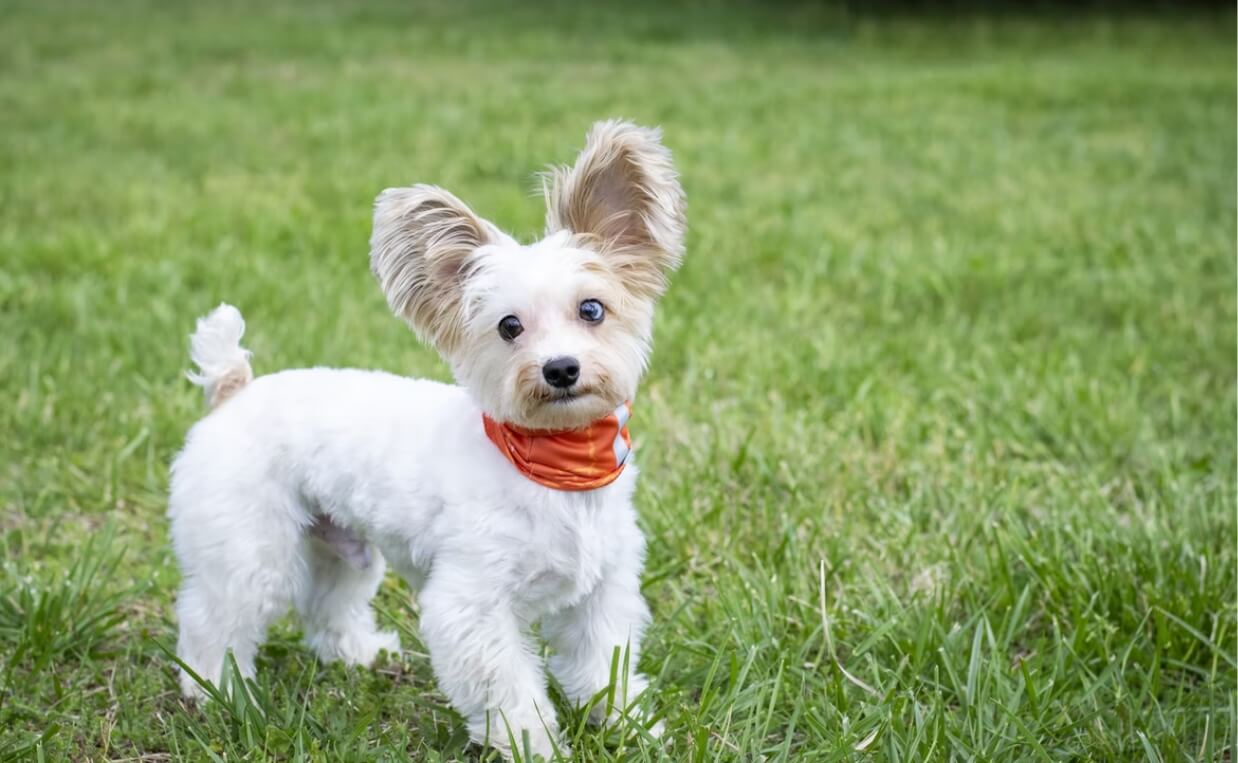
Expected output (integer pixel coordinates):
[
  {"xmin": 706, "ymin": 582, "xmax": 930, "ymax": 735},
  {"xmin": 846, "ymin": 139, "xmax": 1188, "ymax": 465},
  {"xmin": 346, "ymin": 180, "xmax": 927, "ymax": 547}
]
[{"xmin": 370, "ymin": 120, "xmax": 686, "ymax": 430}]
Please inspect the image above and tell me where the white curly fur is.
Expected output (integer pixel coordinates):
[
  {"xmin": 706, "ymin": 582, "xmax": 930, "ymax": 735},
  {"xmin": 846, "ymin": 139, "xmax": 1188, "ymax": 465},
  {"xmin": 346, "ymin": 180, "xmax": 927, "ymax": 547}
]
[{"xmin": 169, "ymin": 121, "xmax": 685, "ymax": 760}]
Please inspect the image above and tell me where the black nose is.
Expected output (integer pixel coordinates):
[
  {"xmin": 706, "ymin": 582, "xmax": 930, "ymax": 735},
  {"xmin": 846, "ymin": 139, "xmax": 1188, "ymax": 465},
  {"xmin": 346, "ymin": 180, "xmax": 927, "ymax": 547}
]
[{"xmin": 542, "ymin": 357, "xmax": 580, "ymax": 389}]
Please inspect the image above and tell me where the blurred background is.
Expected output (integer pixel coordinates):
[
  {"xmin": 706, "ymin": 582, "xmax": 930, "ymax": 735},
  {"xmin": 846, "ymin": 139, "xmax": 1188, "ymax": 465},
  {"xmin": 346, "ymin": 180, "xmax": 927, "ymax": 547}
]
[{"xmin": 1, "ymin": 1, "xmax": 1234, "ymax": 760}]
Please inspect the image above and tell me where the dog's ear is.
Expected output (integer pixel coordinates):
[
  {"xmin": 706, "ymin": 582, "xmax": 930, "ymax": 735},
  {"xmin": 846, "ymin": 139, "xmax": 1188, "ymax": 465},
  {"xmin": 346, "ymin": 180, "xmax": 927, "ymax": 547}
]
[
  {"xmin": 371, "ymin": 185, "xmax": 504, "ymax": 353},
  {"xmin": 544, "ymin": 120, "xmax": 686, "ymax": 299}
]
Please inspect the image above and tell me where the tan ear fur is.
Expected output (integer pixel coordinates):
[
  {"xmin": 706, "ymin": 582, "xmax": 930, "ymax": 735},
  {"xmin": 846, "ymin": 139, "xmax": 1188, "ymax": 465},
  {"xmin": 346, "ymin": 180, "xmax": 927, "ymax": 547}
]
[
  {"xmin": 543, "ymin": 120, "xmax": 687, "ymax": 299},
  {"xmin": 370, "ymin": 185, "xmax": 502, "ymax": 353}
]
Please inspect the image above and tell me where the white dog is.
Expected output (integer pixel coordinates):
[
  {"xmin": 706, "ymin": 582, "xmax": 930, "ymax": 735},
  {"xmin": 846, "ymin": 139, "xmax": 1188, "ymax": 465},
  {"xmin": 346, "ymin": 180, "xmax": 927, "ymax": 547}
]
[{"xmin": 168, "ymin": 120, "xmax": 685, "ymax": 760}]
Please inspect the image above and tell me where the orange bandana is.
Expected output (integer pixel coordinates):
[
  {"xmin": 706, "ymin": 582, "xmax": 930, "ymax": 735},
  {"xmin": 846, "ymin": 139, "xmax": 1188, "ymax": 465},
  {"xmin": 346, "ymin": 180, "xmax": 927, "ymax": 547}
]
[{"xmin": 482, "ymin": 403, "xmax": 632, "ymax": 491}]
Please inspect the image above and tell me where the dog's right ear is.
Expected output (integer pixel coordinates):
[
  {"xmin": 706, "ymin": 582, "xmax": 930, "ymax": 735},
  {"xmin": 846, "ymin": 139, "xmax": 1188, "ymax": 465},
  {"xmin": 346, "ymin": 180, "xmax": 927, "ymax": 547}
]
[{"xmin": 370, "ymin": 185, "xmax": 504, "ymax": 354}]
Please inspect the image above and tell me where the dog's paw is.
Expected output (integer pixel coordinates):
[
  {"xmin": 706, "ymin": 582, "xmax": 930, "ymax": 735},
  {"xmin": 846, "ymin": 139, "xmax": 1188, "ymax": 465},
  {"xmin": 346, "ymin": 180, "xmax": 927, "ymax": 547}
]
[
  {"xmin": 178, "ymin": 671, "xmax": 210, "ymax": 703},
  {"xmin": 584, "ymin": 674, "xmax": 657, "ymax": 730},
  {"xmin": 309, "ymin": 627, "xmax": 401, "ymax": 667},
  {"xmin": 473, "ymin": 722, "xmax": 568, "ymax": 762},
  {"xmin": 368, "ymin": 629, "xmax": 402, "ymax": 662},
  {"xmin": 521, "ymin": 735, "xmax": 570, "ymax": 763},
  {"xmin": 346, "ymin": 627, "xmax": 401, "ymax": 667}
]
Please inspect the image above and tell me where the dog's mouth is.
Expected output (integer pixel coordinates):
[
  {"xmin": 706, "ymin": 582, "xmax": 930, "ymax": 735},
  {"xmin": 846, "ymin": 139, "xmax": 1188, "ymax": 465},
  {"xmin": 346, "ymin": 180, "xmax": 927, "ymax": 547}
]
[
  {"xmin": 521, "ymin": 371, "xmax": 622, "ymax": 426},
  {"xmin": 519, "ymin": 385, "xmax": 620, "ymax": 430},
  {"xmin": 530, "ymin": 385, "xmax": 600, "ymax": 408},
  {"xmin": 545, "ymin": 389, "xmax": 589, "ymax": 404}
]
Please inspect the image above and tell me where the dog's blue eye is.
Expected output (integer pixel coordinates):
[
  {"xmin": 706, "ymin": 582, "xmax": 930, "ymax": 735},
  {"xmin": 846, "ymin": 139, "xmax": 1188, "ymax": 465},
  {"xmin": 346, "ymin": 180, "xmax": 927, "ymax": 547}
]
[
  {"xmin": 579, "ymin": 299, "xmax": 605, "ymax": 324},
  {"xmin": 498, "ymin": 315, "xmax": 523, "ymax": 341}
]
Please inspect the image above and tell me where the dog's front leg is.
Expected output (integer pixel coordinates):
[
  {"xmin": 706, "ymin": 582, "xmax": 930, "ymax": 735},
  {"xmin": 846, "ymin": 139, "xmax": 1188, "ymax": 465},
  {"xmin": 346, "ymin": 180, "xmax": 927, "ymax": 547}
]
[
  {"xmin": 419, "ymin": 563, "xmax": 565, "ymax": 761},
  {"xmin": 542, "ymin": 565, "xmax": 661, "ymax": 736}
]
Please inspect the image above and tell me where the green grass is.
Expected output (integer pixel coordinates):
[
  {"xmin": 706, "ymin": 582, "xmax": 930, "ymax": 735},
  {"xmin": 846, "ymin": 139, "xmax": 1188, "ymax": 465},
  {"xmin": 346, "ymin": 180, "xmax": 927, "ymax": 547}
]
[{"xmin": 1, "ymin": 1, "xmax": 1235, "ymax": 760}]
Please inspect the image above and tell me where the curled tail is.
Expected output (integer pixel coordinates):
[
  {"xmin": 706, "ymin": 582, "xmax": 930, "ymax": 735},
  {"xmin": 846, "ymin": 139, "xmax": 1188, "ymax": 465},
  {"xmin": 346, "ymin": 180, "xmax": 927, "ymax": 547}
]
[{"xmin": 187, "ymin": 303, "xmax": 253, "ymax": 408}]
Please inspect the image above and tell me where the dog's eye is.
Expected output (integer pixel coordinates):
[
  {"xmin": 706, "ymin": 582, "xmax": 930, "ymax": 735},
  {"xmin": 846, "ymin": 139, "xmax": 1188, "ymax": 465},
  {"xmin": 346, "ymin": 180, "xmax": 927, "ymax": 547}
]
[
  {"xmin": 497, "ymin": 315, "xmax": 523, "ymax": 341},
  {"xmin": 578, "ymin": 299, "xmax": 605, "ymax": 324}
]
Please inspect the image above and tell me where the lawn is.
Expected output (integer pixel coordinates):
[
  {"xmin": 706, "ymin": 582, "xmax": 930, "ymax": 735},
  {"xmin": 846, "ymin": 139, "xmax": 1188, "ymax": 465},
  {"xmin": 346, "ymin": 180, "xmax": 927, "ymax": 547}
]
[{"xmin": 1, "ymin": 1, "xmax": 1235, "ymax": 760}]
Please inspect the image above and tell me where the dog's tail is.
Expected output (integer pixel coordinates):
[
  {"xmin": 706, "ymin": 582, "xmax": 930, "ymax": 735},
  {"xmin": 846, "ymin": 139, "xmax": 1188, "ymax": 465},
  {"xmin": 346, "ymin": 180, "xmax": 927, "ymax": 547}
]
[{"xmin": 187, "ymin": 303, "xmax": 253, "ymax": 409}]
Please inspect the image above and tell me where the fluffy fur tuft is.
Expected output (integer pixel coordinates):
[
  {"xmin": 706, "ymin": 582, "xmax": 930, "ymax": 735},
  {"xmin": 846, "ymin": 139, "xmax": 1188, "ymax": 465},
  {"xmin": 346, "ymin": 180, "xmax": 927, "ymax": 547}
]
[{"xmin": 187, "ymin": 303, "xmax": 253, "ymax": 408}]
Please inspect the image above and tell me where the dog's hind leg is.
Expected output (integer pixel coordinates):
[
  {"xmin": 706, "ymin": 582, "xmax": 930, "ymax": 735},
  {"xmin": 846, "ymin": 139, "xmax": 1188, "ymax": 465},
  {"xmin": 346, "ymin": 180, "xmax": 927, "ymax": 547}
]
[
  {"xmin": 174, "ymin": 557, "xmax": 298, "ymax": 699},
  {"xmin": 294, "ymin": 518, "xmax": 399, "ymax": 667},
  {"xmin": 171, "ymin": 481, "xmax": 305, "ymax": 700}
]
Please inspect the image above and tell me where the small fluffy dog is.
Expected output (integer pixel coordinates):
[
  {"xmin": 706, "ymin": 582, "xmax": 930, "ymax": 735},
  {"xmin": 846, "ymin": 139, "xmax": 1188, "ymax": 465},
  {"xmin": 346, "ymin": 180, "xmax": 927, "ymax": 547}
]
[{"xmin": 168, "ymin": 120, "xmax": 685, "ymax": 759}]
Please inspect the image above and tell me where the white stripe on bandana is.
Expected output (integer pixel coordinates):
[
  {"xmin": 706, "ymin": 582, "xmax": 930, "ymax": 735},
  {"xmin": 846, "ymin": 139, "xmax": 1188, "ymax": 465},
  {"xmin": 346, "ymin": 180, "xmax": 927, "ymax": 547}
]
[{"xmin": 612, "ymin": 403, "xmax": 631, "ymax": 465}]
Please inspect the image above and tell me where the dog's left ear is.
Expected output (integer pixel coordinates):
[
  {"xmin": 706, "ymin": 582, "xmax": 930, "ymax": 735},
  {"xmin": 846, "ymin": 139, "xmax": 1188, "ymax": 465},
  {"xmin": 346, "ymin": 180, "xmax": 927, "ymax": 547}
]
[{"xmin": 544, "ymin": 120, "xmax": 686, "ymax": 299}]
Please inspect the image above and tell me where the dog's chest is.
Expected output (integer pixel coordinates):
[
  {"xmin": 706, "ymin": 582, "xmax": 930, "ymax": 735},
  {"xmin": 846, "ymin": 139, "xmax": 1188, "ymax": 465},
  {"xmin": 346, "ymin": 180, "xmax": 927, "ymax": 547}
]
[{"xmin": 514, "ymin": 509, "xmax": 610, "ymax": 613}]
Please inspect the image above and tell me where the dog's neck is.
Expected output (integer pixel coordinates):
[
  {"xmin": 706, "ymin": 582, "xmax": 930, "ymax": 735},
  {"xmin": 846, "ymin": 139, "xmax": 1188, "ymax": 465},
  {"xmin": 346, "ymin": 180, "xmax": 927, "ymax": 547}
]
[{"xmin": 482, "ymin": 402, "xmax": 632, "ymax": 491}]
